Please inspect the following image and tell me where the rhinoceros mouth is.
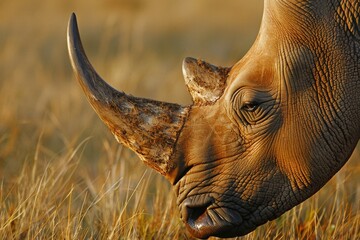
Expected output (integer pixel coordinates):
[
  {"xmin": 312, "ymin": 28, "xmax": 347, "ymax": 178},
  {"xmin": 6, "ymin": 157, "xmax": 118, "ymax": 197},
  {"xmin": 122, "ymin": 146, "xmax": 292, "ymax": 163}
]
[{"xmin": 180, "ymin": 195, "xmax": 243, "ymax": 238}]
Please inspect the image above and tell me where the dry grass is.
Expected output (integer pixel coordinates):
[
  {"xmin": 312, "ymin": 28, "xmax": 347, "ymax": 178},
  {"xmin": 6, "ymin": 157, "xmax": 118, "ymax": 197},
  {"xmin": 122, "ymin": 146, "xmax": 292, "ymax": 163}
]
[
  {"xmin": 0, "ymin": 137, "xmax": 186, "ymax": 239},
  {"xmin": 0, "ymin": 0, "xmax": 359, "ymax": 239}
]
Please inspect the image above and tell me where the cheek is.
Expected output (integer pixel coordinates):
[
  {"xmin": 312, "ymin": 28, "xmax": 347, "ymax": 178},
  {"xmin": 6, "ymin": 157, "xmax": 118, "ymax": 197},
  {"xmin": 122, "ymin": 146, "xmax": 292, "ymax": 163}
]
[
  {"xmin": 273, "ymin": 118, "xmax": 313, "ymax": 190},
  {"xmin": 185, "ymin": 119, "xmax": 242, "ymax": 165},
  {"xmin": 236, "ymin": 117, "xmax": 281, "ymax": 171}
]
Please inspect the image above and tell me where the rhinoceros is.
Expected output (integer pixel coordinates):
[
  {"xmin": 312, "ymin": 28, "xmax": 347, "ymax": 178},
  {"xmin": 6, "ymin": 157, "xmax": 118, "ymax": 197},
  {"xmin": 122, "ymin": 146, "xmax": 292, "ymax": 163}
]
[{"xmin": 67, "ymin": 0, "xmax": 360, "ymax": 238}]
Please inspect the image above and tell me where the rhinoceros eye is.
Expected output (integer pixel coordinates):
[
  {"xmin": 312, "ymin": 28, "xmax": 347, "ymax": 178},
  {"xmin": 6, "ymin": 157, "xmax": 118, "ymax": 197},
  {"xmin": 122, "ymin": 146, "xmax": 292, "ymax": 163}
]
[
  {"xmin": 241, "ymin": 102, "xmax": 259, "ymax": 112},
  {"xmin": 233, "ymin": 90, "xmax": 273, "ymax": 126}
]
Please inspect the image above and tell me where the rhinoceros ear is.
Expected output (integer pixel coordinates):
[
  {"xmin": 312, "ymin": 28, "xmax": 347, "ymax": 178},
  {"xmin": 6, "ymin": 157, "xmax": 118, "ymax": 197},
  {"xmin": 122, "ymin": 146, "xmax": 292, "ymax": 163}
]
[{"xmin": 182, "ymin": 57, "xmax": 231, "ymax": 105}]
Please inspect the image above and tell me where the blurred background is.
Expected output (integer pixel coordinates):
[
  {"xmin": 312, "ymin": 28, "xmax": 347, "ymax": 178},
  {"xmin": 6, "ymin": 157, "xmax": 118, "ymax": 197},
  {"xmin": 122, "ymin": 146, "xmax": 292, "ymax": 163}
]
[{"xmin": 0, "ymin": 1, "xmax": 359, "ymax": 239}]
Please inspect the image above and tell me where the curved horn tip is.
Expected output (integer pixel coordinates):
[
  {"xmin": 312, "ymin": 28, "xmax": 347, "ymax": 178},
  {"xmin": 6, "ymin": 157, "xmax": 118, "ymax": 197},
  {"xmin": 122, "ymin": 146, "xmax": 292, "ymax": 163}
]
[
  {"xmin": 67, "ymin": 12, "xmax": 119, "ymax": 103},
  {"xmin": 67, "ymin": 12, "xmax": 82, "ymax": 70},
  {"xmin": 69, "ymin": 12, "xmax": 77, "ymax": 27},
  {"xmin": 67, "ymin": 13, "xmax": 78, "ymax": 42}
]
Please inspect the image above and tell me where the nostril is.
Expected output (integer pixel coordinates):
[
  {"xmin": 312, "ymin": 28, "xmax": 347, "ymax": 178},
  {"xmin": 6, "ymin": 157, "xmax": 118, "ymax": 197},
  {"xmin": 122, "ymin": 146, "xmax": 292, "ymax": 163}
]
[
  {"xmin": 182, "ymin": 197, "xmax": 214, "ymax": 226},
  {"xmin": 180, "ymin": 196, "xmax": 242, "ymax": 238},
  {"xmin": 186, "ymin": 205, "xmax": 208, "ymax": 225}
]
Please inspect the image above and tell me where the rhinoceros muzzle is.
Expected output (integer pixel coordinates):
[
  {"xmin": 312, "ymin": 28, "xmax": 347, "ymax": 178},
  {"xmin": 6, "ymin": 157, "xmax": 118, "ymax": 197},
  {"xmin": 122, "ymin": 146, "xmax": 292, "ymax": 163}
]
[{"xmin": 177, "ymin": 191, "xmax": 246, "ymax": 238}]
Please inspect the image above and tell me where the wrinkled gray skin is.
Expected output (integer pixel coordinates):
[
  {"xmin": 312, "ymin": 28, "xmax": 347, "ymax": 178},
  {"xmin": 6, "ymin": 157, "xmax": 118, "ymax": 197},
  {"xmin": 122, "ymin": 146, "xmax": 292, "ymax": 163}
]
[{"xmin": 67, "ymin": 0, "xmax": 360, "ymax": 238}]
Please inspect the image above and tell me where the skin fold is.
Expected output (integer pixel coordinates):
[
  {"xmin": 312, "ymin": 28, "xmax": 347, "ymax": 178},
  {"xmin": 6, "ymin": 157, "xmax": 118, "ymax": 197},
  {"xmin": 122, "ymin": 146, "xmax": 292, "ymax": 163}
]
[{"xmin": 67, "ymin": 0, "xmax": 360, "ymax": 238}]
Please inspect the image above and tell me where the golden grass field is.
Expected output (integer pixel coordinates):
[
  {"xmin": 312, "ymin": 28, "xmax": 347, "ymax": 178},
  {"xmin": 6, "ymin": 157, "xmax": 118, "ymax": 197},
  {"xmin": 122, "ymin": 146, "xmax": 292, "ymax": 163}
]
[{"xmin": 0, "ymin": 0, "xmax": 359, "ymax": 239}]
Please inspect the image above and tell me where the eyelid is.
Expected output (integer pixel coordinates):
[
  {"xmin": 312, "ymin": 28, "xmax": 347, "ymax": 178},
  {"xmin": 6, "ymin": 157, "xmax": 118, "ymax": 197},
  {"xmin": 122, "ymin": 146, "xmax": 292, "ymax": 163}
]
[
  {"xmin": 241, "ymin": 88, "xmax": 274, "ymax": 104},
  {"xmin": 231, "ymin": 88, "xmax": 273, "ymax": 111},
  {"xmin": 240, "ymin": 91, "xmax": 263, "ymax": 107}
]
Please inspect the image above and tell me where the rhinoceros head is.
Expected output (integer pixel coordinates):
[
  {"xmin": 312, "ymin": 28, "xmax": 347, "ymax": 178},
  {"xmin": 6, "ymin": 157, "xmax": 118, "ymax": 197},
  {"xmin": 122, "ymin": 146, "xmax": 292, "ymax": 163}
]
[{"xmin": 67, "ymin": 0, "xmax": 360, "ymax": 238}]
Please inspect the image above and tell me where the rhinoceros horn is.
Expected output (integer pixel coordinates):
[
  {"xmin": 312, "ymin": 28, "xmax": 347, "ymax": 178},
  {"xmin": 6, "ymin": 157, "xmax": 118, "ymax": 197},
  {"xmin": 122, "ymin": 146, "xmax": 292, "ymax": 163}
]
[
  {"xmin": 182, "ymin": 57, "xmax": 230, "ymax": 105},
  {"xmin": 67, "ymin": 13, "xmax": 189, "ymax": 177}
]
